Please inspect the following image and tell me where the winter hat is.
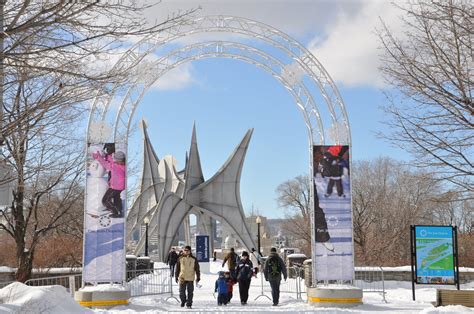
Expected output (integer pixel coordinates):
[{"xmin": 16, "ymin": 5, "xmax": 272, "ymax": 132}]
[
  {"xmin": 242, "ymin": 251, "xmax": 249, "ymax": 257},
  {"xmin": 114, "ymin": 151, "xmax": 126, "ymax": 162},
  {"xmin": 327, "ymin": 145, "xmax": 342, "ymax": 157},
  {"xmin": 270, "ymin": 247, "xmax": 277, "ymax": 253}
]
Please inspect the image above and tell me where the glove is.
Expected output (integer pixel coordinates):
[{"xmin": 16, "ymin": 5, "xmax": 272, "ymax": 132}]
[
  {"xmin": 196, "ymin": 278, "xmax": 200, "ymax": 283},
  {"xmin": 175, "ymin": 278, "xmax": 178, "ymax": 284},
  {"xmin": 92, "ymin": 151, "xmax": 99, "ymax": 159},
  {"xmin": 284, "ymin": 277, "xmax": 287, "ymax": 281}
]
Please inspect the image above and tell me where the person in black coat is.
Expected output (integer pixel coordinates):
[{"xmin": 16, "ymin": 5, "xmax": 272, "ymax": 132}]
[
  {"xmin": 236, "ymin": 251, "xmax": 253, "ymax": 305},
  {"xmin": 166, "ymin": 247, "xmax": 179, "ymax": 278},
  {"xmin": 264, "ymin": 247, "xmax": 287, "ymax": 306}
]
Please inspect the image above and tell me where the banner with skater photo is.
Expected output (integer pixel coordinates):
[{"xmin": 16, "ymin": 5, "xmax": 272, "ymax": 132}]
[
  {"xmin": 83, "ymin": 142, "xmax": 127, "ymax": 283},
  {"xmin": 312, "ymin": 145, "xmax": 354, "ymax": 281}
]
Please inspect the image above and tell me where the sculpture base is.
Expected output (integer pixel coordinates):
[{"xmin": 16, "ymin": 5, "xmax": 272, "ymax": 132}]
[
  {"xmin": 75, "ymin": 287, "xmax": 131, "ymax": 308},
  {"xmin": 307, "ymin": 287, "xmax": 363, "ymax": 307}
]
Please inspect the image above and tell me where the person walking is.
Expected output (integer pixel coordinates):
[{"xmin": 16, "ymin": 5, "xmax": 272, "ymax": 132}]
[
  {"xmin": 175, "ymin": 245, "xmax": 200, "ymax": 309},
  {"xmin": 264, "ymin": 247, "xmax": 287, "ymax": 306},
  {"xmin": 236, "ymin": 251, "xmax": 253, "ymax": 305},
  {"xmin": 214, "ymin": 271, "xmax": 228, "ymax": 306},
  {"xmin": 222, "ymin": 247, "xmax": 239, "ymax": 280},
  {"xmin": 166, "ymin": 247, "xmax": 179, "ymax": 278}
]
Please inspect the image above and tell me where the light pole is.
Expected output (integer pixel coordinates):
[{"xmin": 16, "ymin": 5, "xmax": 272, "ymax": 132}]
[
  {"xmin": 256, "ymin": 216, "xmax": 262, "ymax": 261},
  {"xmin": 144, "ymin": 217, "xmax": 149, "ymax": 257},
  {"xmin": 254, "ymin": 216, "xmax": 271, "ymax": 301}
]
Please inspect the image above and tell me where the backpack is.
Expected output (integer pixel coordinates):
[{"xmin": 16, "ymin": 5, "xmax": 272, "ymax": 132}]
[{"xmin": 266, "ymin": 256, "xmax": 281, "ymax": 279}]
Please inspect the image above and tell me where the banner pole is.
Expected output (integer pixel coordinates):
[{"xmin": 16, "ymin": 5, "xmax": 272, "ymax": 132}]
[
  {"xmin": 410, "ymin": 225, "xmax": 416, "ymax": 301},
  {"xmin": 454, "ymin": 226, "xmax": 460, "ymax": 290}
]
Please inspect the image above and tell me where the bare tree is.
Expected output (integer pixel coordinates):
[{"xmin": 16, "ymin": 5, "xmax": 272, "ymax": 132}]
[
  {"xmin": 378, "ymin": 0, "xmax": 473, "ymax": 197},
  {"xmin": 1, "ymin": 1, "xmax": 196, "ymax": 140},
  {"xmin": 352, "ymin": 157, "xmax": 448, "ymax": 265},
  {"xmin": 0, "ymin": 1, "xmax": 195, "ymax": 282},
  {"xmin": 276, "ymin": 175, "xmax": 311, "ymax": 255},
  {"xmin": 276, "ymin": 175, "xmax": 310, "ymax": 219}
]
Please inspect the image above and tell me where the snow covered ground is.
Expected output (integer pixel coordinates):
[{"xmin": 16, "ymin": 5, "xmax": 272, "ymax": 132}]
[{"xmin": 0, "ymin": 260, "xmax": 473, "ymax": 313}]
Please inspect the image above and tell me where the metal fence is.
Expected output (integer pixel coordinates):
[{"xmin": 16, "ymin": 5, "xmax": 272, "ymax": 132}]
[
  {"xmin": 125, "ymin": 267, "xmax": 171, "ymax": 297},
  {"xmin": 5, "ymin": 265, "xmax": 385, "ymax": 302},
  {"xmin": 260, "ymin": 265, "xmax": 386, "ymax": 302},
  {"xmin": 354, "ymin": 266, "xmax": 386, "ymax": 302},
  {"xmin": 20, "ymin": 268, "xmax": 171, "ymax": 298},
  {"xmin": 254, "ymin": 265, "xmax": 306, "ymax": 301},
  {"xmin": 25, "ymin": 274, "xmax": 82, "ymax": 297},
  {"xmin": 279, "ymin": 266, "xmax": 305, "ymax": 299}
]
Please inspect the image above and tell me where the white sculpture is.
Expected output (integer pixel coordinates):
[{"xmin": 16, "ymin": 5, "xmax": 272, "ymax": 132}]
[{"xmin": 129, "ymin": 122, "xmax": 257, "ymax": 261}]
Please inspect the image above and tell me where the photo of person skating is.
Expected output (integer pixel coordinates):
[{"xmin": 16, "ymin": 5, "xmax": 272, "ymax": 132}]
[{"xmin": 313, "ymin": 145, "xmax": 351, "ymax": 254}]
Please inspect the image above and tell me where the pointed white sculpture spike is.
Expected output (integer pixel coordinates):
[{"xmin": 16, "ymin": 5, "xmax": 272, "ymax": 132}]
[
  {"xmin": 126, "ymin": 119, "xmax": 162, "ymax": 242},
  {"xmin": 186, "ymin": 129, "xmax": 257, "ymax": 252},
  {"xmin": 184, "ymin": 123, "xmax": 205, "ymax": 194}
]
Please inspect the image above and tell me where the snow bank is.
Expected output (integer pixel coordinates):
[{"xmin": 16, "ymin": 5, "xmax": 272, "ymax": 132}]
[
  {"xmin": 287, "ymin": 253, "xmax": 307, "ymax": 259},
  {"xmin": 420, "ymin": 305, "xmax": 474, "ymax": 313},
  {"xmin": 0, "ymin": 267, "xmax": 15, "ymax": 273},
  {"xmin": 0, "ymin": 282, "xmax": 91, "ymax": 314}
]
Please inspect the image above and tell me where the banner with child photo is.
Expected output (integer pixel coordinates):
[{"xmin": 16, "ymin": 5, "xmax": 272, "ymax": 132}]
[{"xmin": 83, "ymin": 142, "xmax": 127, "ymax": 283}]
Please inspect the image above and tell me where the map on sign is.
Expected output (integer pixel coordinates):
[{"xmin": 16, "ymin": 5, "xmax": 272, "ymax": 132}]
[{"xmin": 415, "ymin": 226, "xmax": 455, "ymax": 284}]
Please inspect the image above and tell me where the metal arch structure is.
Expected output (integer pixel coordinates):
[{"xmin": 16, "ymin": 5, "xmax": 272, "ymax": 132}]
[
  {"xmin": 114, "ymin": 41, "xmax": 324, "ymax": 143},
  {"xmin": 85, "ymin": 15, "xmax": 352, "ymax": 285},
  {"xmin": 87, "ymin": 15, "xmax": 351, "ymax": 145}
]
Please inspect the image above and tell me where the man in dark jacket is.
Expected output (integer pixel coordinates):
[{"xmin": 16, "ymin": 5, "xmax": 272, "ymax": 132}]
[
  {"xmin": 222, "ymin": 247, "xmax": 238, "ymax": 280},
  {"xmin": 264, "ymin": 247, "xmax": 287, "ymax": 306},
  {"xmin": 166, "ymin": 247, "xmax": 179, "ymax": 278},
  {"xmin": 175, "ymin": 245, "xmax": 200, "ymax": 309}
]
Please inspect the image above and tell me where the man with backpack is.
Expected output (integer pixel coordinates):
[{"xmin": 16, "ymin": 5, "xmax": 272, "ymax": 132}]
[
  {"xmin": 222, "ymin": 247, "xmax": 239, "ymax": 280},
  {"xmin": 264, "ymin": 247, "xmax": 287, "ymax": 306}
]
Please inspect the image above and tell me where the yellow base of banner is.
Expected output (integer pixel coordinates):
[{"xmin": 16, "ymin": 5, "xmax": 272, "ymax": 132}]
[
  {"xmin": 308, "ymin": 297, "xmax": 362, "ymax": 303},
  {"xmin": 78, "ymin": 299, "xmax": 129, "ymax": 307}
]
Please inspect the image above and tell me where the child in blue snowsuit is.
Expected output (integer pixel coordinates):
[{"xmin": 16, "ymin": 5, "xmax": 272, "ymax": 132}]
[{"xmin": 215, "ymin": 271, "xmax": 228, "ymax": 305}]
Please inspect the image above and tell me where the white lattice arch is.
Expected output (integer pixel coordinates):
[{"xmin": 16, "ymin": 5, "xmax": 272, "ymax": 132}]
[{"xmin": 86, "ymin": 15, "xmax": 352, "ymax": 285}]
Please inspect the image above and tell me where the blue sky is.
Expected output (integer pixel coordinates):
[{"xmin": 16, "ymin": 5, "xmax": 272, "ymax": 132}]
[{"xmin": 125, "ymin": 1, "xmax": 411, "ymax": 219}]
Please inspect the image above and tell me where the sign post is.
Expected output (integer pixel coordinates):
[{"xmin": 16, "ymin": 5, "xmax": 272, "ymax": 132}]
[
  {"xmin": 410, "ymin": 225, "xmax": 460, "ymax": 300},
  {"xmin": 196, "ymin": 235, "xmax": 210, "ymax": 273}
]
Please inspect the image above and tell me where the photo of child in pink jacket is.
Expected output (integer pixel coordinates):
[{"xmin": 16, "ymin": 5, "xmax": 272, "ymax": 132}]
[{"xmin": 92, "ymin": 149, "xmax": 126, "ymax": 218}]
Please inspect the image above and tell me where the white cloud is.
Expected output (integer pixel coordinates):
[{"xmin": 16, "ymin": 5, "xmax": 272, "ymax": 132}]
[
  {"xmin": 152, "ymin": 63, "xmax": 197, "ymax": 91},
  {"xmin": 137, "ymin": 0, "xmax": 366, "ymax": 90},
  {"xmin": 147, "ymin": 0, "xmax": 361, "ymax": 37},
  {"xmin": 115, "ymin": 1, "xmax": 406, "ymax": 90},
  {"xmin": 308, "ymin": 1, "xmax": 404, "ymax": 88}
]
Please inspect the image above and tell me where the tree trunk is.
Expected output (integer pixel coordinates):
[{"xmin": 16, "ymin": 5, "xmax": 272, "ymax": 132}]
[{"xmin": 15, "ymin": 247, "xmax": 34, "ymax": 283}]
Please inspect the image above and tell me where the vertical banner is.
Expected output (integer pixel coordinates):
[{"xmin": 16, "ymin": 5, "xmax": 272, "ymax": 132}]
[
  {"xmin": 83, "ymin": 143, "xmax": 127, "ymax": 282},
  {"xmin": 195, "ymin": 235, "xmax": 210, "ymax": 263},
  {"xmin": 414, "ymin": 226, "xmax": 456, "ymax": 284},
  {"xmin": 312, "ymin": 145, "xmax": 354, "ymax": 281}
]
